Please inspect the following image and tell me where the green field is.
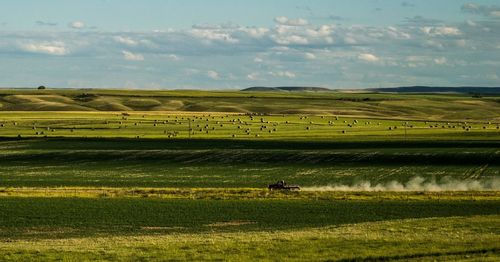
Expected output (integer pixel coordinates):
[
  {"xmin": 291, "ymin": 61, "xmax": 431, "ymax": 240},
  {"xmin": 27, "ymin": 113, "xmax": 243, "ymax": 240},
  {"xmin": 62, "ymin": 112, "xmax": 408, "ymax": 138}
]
[
  {"xmin": 1, "ymin": 111, "xmax": 500, "ymax": 142},
  {"xmin": 0, "ymin": 139, "xmax": 499, "ymax": 188},
  {"xmin": 1, "ymin": 198, "xmax": 499, "ymax": 261},
  {"xmin": 0, "ymin": 89, "xmax": 499, "ymax": 261}
]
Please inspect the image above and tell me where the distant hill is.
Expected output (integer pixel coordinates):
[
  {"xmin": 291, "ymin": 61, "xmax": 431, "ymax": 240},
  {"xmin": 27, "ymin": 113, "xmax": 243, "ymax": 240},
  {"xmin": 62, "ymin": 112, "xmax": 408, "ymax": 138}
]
[
  {"xmin": 242, "ymin": 86, "xmax": 332, "ymax": 92},
  {"xmin": 370, "ymin": 86, "xmax": 500, "ymax": 94},
  {"xmin": 0, "ymin": 88, "xmax": 499, "ymax": 120},
  {"xmin": 242, "ymin": 86, "xmax": 500, "ymax": 94}
]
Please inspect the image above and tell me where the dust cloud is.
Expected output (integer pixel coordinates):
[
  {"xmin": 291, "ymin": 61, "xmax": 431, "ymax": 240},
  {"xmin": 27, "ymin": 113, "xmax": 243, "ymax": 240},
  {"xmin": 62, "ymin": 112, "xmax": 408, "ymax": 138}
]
[{"xmin": 303, "ymin": 176, "xmax": 500, "ymax": 192}]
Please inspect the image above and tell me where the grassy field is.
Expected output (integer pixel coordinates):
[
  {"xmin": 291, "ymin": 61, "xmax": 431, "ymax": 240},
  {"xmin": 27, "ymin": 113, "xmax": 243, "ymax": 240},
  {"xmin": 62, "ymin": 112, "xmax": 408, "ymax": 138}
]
[
  {"xmin": 0, "ymin": 139, "xmax": 499, "ymax": 188},
  {"xmin": 1, "ymin": 88, "xmax": 500, "ymax": 121},
  {"xmin": 0, "ymin": 89, "xmax": 499, "ymax": 260},
  {"xmin": 0, "ymin": 111, "xmax": 499, "ymax": 141},
  {"xmin": 1, "ymin": 216, "xmax": 499, "ymax": 261},
  {"xmin": 0, "ymin": 197, "xmax": 499, "ymax": 261}
]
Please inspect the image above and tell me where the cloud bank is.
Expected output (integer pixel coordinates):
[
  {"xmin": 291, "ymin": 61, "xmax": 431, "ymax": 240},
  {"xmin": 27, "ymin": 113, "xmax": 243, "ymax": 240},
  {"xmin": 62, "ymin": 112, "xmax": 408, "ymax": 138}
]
[{"xmin": 1, "ymin": 9, "xmax": 499, "ymax": 88}]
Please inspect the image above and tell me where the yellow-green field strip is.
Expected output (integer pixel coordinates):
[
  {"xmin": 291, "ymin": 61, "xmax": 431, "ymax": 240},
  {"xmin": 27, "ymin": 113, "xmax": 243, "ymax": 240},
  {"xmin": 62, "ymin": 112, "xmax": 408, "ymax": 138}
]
[
  {"xmin": 1, "ymin": 111, "xmax": 499, "ymax": 141},
  {"xmin": 1, "ymin": 187, "xmax": 499, "ymax": 201}
]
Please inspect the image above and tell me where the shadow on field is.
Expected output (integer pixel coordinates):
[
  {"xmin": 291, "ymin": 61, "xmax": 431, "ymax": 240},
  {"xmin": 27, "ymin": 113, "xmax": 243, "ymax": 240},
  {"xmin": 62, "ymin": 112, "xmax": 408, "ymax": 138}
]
[
  {"xmin": 1, "ymin": 138, "xmax": 499, "ymax": 165},
  {"xmin": 3, "ymin": 137, "xmax": 500, "ymax": 150}
]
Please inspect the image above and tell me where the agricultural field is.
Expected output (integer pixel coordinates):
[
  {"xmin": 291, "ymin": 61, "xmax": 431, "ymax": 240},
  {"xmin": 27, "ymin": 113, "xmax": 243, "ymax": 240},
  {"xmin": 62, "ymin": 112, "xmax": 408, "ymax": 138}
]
[
  {"xmin": 0, "ymin": 198, "xmax": 499, "ymax": 261},
  {"xmin": 0, "ymin": 89, "xmax": 499, "ymax": 261},
  {"xmin": 1, "ymin": 88, "xmax": 500, "ymax": 120},
  {"xmin": 1, "ymin": 111, "xmax": 500, "ymax": 141}
]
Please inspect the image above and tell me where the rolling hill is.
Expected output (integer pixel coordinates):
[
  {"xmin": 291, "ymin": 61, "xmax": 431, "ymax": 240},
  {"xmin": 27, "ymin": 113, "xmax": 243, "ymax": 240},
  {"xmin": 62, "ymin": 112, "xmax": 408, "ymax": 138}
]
[
  {"xmin": 0, "ymin": 88, "xmax": 499, "ymax": 121},
  {"xmin": 241, "ymin": 86, "xmax": 332, "ymax": 92}
]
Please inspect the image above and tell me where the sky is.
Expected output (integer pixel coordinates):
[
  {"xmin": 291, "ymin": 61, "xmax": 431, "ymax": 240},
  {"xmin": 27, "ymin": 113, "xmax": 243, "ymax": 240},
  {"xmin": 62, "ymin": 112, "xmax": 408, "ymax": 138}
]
[{"xmin": 0, "ymin": 0, "xmax": 499, "ymax": 89}]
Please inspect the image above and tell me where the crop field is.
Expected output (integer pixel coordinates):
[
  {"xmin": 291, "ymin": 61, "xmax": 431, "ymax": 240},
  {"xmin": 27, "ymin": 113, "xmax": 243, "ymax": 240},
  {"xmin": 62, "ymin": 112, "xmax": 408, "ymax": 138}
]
[
  {"xmin": 0, "ymin": 198, "xmax": 499, "ymax": 261},
  {"xmin": 1, "ymin": 111, "xmax": 500, "ymax": 141},
  {"xmin": 0, "ymin": 89, "xmax": 499, "ymax": 261}
]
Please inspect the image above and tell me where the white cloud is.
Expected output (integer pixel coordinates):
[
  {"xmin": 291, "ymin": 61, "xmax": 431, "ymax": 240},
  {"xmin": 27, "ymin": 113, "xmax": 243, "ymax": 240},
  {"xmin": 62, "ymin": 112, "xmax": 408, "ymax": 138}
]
[
  {"xmin": 304, "ymin": 52, "xmax": 316, "ymax": 60},
  {"xmin": 406, "ymin": 56, "xmax": 427, "ymax": 62},
  {"xmin": 462, "ymin": 3, "xmax": 479, "ymax": 11},
  {"xmin": 269, "ymin": 71, "xmax": 296, "ymax": 78},
  {"xmin": 21, "ymin": 42, "xmax": 68, "ymax": 55},
  {"xmin": 69, "ymin": 21, "xmax": 85, "ymax": 29},
  {"xmin": 465, "ymin": 20, "xmax": 477, "ymax": 27},
  {"xmin": 207, "ymin": 70, "xmax": 220, "ymax": 79},
  {"xmin": 421, "ymin": 26, "xmax": 461, "ymax": 36},
  {"xmin": 487, "ymin": 73, "xmax": 499, "ymax": 80},
  {"xmin": 462, "ymin": 3, "xmax": 500, "ymax": 18},
  {"xmin": 404, "ymin": 55, "xmax": 429, "ymax": 67},
  {"xmin": 270, "ymin": 46, "xmax": 290, "ymax": 52},
  {"xmin": 247, "ymin": 72, "xmax": 261, "ymax": 80},
  {"xmin": 358, "ymin": 53, "xmax": 379, "ymax": 62},
  {"xmin": 303, "ymin": 26, "xmax": 334, "ymax": 42},
  {"xmin": 240, "ymin": 27, "xmax": 270, "ymax": 38},
  {"xmin": 421, "ymin": 39, "xmax": 444, "ymax": 49},
  {"xmin": 254, "ymin": 57, "xmax": 264, "ymax": 63},
  {"xmin": 386, "ymin": 26, "xmax": 411, "ymax": 39},
  {"xmin": 1, "ymin": 14, "xmax": 500, "ymax": 88},
  {"xmin": 434, "ymin": 57, "xmax": 447, "ymax": 65},
  {"xmin": 122, "ymin": 50, "xmax": 144, "ymax": 61},
  {"xmin": 344, "ymin": 36, "xmax": 357, "ymax": 44},
  {"xmin": 272, "ymin": 34, "xmax": 309, "ymax": 45},
  {"xmin": 270, "ymin": 22, "xmax": 336, "ymax": 46},
  {"xmin": 165, "ymin": 54, "xmax": 181, "ymax": 61},
  {"xmin": 436, "ymin": 27, "xmax": 461, "ymax": 36},
  {"xmin": 114, "ymin": 36, "xmax": 138, "ymax": 46},
  {"xmin": 274, "ymin": 16, "xmax": 308, "ymax": 26},
  {"xmin": 36, "ymin": 21, "xmax": 57, "ymax": 27},
  {"xmin": 191, "ymin": 28, "xmax": 238, "ymax": 43}
]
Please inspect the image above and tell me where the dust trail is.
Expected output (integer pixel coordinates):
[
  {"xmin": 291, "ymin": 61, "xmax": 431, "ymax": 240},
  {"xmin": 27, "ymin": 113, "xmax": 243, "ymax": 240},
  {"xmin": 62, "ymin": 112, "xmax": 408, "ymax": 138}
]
[{"xmin": 302, "ymin": 176, "xmax": 500, "ymax": 192}]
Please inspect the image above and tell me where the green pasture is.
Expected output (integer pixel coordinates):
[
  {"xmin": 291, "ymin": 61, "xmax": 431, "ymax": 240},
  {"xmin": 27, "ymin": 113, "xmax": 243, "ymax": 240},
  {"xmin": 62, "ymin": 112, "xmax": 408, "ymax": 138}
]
[
  {"xmin": 2, "ymin": 197, "xmax": 496, "ymax": 237},
  {"xmin": 1, "ymin": 160, "xmax": 498, "ymax": 188},
  {"xmin": 0, "ymin": 139, "xmax": 499, "ymax": 188},
  {"xmin": 0, "ymin": 111, "xmax": 499, "ymax": 141},
  {"xmin": 1, "ymin": 89, "xmax": 499, "ymax": 261},
  {"xmin": 0, "ymin": 197, "xmax": 498, "ymax": 261}
]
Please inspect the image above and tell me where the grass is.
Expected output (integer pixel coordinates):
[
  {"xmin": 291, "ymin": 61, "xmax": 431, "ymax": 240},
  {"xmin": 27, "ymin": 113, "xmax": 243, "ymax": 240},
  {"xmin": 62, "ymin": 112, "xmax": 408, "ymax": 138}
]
[
  {"xmin": 0, "ymin": 89, "xmax": 499, "ymax": 260},
  {"xmin": 0, "ymin": 138, "xmax": 498, "ymax": 188},
  {"xmin": 0, "ymin": 88, "xmax": 500, "ymax": 121},
  {"xmin": 0, "ymin": 197, "xmax": 498, "ymax": 237},
  {"xmin": 0, "ymin": 197, "xmax": 498, "ymax": 261},
  {"xmin": 0, "ymin": 160, "xmax": 498, "ymax": 188},
  {"xmin": 1, "ymin": 111, "xmax": 499, "ymax": 141},
  {"xmin": 1, "ymin": 217, "xmax": 499, "ymax": 261},
  {"xmin": 1, "ymin": 187, "xmax": 499, "ymax": 201}
]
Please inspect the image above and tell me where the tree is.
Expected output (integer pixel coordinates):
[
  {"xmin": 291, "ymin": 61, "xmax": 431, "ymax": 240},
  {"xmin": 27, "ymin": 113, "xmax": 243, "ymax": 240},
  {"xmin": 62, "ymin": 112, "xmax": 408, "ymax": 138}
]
[{"xmin": 37, "ymin": 85, "xmax": 46, "ymax": 90}]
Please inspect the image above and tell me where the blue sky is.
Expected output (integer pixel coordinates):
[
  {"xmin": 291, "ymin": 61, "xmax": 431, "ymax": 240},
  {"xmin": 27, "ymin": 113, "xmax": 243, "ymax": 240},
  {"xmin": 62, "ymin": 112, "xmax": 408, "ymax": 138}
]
[{"xmin": 0, "ymin": 0, "xmax": 499, "ymax": 89}]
